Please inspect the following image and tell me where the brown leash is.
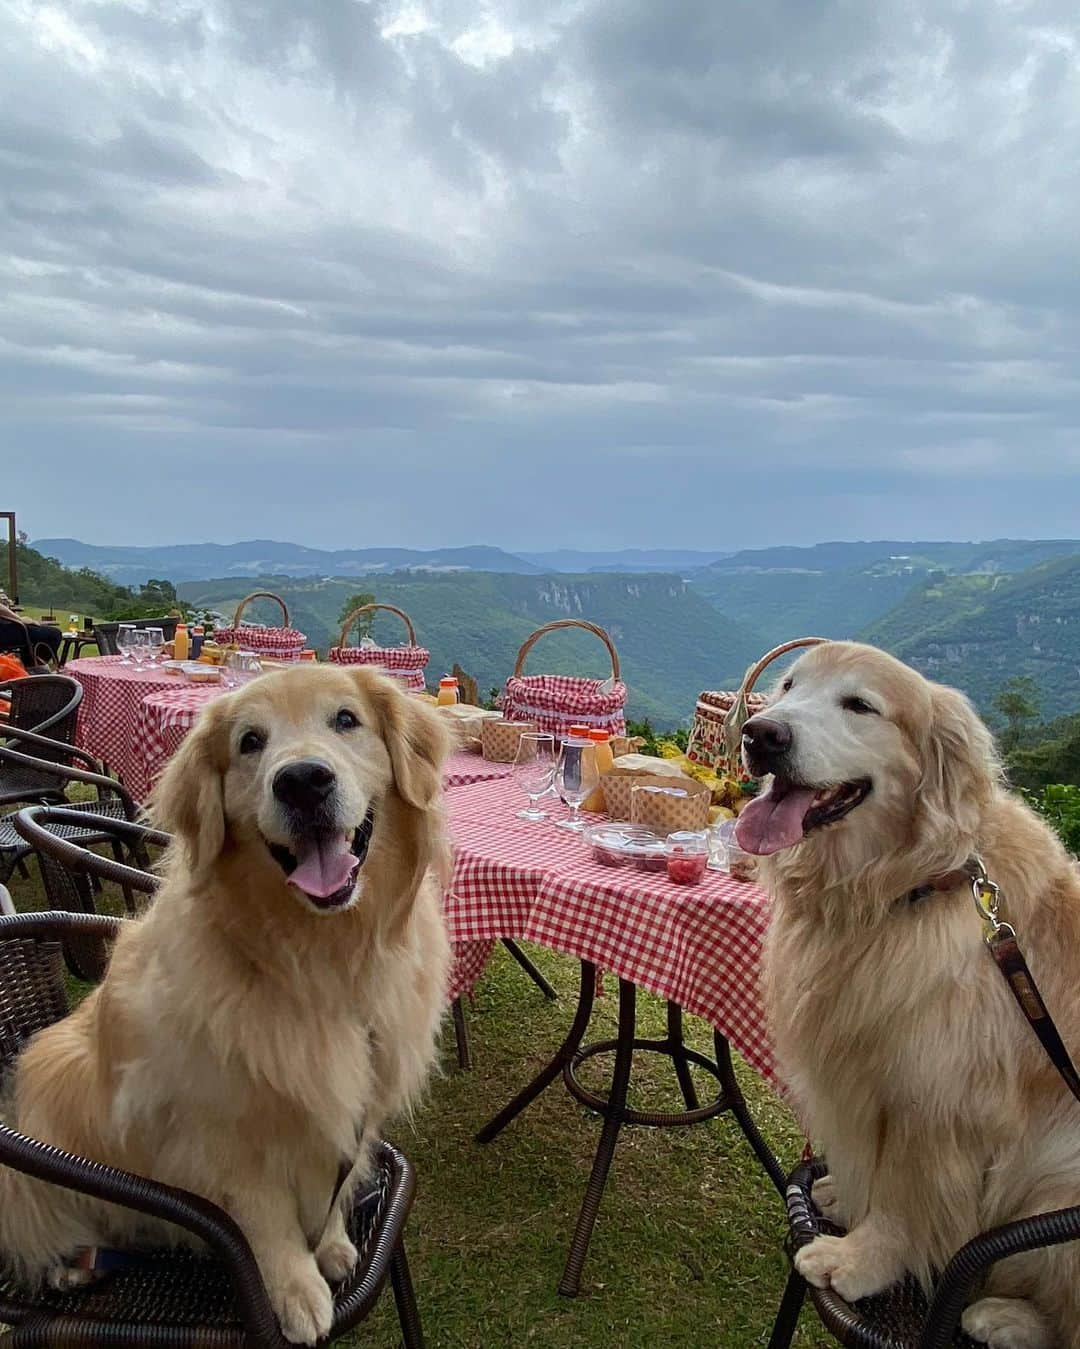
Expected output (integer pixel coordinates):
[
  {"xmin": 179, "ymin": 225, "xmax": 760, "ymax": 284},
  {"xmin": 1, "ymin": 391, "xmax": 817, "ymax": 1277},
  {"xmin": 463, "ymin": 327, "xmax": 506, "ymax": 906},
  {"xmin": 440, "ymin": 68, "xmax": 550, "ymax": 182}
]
[{"xmin": 970, "ymin": 857, "xmax": 1080, "ymax": 1107}]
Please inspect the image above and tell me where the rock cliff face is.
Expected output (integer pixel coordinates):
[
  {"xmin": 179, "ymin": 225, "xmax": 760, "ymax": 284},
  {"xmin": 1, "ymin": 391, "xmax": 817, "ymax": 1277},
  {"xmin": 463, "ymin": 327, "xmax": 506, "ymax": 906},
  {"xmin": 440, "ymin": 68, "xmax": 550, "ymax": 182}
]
[{"xmin": 860, "ymin": 556, "xmax": 1080, "ymax": 718}]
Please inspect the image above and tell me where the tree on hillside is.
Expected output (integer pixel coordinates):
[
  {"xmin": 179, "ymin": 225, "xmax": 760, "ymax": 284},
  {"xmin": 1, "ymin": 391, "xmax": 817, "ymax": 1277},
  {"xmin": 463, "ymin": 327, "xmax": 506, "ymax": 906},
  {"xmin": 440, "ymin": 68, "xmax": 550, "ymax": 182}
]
[
  {"xmin": 992, "ymin": 676, "xmax": 1041, "ymax": 752},
  {"xmin": 1007, "ymin": 716, "xmax": 1080, "ymax": 793},
  {"xmin": 337, "ymin": 591, "xmax": 377, "ymax": 641},
  {"xmin": 138, "ymin": 578, "xmax": 178, "ymax": 609}
]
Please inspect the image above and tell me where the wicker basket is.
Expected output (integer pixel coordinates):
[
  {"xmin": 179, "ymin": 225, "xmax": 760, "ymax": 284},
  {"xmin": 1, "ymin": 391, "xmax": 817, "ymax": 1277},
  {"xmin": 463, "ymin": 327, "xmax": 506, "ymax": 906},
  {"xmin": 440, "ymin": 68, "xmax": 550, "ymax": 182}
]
[
  {"xmin": 327, "ymin": 604, "xmax": 430, "ymax": 691},
  {"xmin": 688, "ymin": 638, "xmax": 828, "ymax": 781},
  {"xmin": 502, "ymin": 620, "xmax": 627, "ymax": 739},
  {"xmin": 601, "ymin": 772, "xmax": 710, "ymax": 828},
  {"xmin": 481, "ymin": 719, "xmax": 539, "ymax": 764},
  {"xmin": 213, "ymin": 592, "xmax": 307, "ymax": 662}
]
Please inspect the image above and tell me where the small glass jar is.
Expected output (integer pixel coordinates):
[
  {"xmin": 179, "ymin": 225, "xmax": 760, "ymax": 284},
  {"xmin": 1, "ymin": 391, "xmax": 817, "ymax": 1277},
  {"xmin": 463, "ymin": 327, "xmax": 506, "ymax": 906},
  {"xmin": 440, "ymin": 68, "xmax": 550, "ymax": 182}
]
[{"xmin": 665, "ymin": 830, "xmax": 709, "ymax": 885}]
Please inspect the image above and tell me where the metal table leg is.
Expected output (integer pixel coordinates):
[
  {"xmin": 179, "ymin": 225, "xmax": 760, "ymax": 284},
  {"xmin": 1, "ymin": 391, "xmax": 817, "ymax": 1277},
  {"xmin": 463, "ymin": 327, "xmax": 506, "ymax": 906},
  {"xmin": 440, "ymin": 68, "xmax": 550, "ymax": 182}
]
[{"xmin": 474, "ymin": 959, "xmax": 596, "ymax": 1145}]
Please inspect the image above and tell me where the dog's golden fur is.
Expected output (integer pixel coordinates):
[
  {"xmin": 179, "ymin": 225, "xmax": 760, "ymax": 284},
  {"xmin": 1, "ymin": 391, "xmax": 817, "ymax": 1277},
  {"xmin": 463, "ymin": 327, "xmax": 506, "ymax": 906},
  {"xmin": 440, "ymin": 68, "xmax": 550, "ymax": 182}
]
[
  {"xmin": 754, "ymin": 642, "xmax": 1080, "ymax": 1348},
  {"xmin": 0, "ymin": 665, "xmax": 452, "ymax": 1345}
]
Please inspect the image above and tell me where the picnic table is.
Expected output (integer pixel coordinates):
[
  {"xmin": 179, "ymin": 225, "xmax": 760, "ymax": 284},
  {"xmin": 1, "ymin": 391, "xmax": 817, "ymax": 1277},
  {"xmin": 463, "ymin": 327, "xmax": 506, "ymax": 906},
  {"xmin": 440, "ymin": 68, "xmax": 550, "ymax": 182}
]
[
  {"xmin": 67, "ymin": 656, "xmax": 513, "ymax": 800},
  {"xmin": 66, "ymin": 657, "xmax": 181, "ymax": 795},
  {"xmin": 442, "ymin": 776, "xmax": 781, "ymax": 1295}
]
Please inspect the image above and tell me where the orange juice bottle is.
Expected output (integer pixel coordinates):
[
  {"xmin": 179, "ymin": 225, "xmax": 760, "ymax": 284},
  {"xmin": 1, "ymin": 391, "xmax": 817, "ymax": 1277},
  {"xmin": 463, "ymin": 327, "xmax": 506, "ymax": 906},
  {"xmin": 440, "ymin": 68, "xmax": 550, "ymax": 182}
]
[
  {"xmin": 173, "ymin": 623, "xmax": 190, "ymax": 661},
  {"xmin": 436, "ymin": 677, "xmax": 459, "ymax": 707},
  {"xmin": 587, "ymin": 729, "xmax": 615, "ymax": 776}
]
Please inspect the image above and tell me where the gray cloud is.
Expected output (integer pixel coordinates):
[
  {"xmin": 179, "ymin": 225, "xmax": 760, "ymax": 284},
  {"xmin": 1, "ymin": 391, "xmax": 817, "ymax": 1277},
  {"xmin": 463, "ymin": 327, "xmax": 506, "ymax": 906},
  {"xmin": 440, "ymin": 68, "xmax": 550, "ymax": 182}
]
[{"xmin": 3, "ymin": 0, "xmax": 1080, "ymax": 549}]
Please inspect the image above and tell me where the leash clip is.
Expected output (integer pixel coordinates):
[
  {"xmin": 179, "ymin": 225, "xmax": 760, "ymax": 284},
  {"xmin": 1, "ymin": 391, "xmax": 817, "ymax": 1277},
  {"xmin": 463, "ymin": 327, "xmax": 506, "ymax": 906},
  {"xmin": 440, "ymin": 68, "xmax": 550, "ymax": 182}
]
[{"xmin": 969, "ymin": 857, "xmax": 1010, "ymax": 943}]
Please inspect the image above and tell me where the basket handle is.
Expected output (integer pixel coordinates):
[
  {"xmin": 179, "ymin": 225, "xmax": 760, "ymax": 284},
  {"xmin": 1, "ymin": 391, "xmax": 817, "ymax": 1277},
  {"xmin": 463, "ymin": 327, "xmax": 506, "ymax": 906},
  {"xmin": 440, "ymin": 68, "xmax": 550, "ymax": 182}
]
[
  {"xmin": 231, "ymin": 591, "xmax": 290, "ymax": 630},
  {"xmin": 512, "ymin": 620, "xmax": 621, "ymax": 681},
  {"xmin": 734, "ymin": 637, "xmax": 829, "ymax": 698},
  {"xmin": 337, "ymin": 604, "xmax": 418, "ymax": 650}
]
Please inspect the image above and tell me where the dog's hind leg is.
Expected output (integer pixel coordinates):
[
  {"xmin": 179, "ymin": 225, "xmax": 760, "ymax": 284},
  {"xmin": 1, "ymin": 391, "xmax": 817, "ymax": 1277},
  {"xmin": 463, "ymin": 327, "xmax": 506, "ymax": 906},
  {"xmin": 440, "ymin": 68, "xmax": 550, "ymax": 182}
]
[{"xmin": 962, "ymin": 1297, "xmax": 1052, "ymax": 1349}]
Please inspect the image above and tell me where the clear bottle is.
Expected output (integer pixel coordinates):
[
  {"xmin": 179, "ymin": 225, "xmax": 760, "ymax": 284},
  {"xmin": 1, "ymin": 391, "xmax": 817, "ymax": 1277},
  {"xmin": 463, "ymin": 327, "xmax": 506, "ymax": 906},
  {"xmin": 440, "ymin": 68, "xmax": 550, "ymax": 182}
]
[
  {"xmin": 190, "ymin": 624, "xmax": 205, "ymax": 659},
  {"xmin": 436, "ymin": 677, "xmax": 459, "ymax": 707}
]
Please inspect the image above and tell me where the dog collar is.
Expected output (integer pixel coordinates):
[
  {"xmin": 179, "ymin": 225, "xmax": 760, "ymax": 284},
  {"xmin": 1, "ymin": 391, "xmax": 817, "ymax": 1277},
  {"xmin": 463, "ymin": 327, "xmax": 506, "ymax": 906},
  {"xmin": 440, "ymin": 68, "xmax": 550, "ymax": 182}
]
[{"xmin": 903, "ymin": 855, "xmax": 984, "ymax": 906}]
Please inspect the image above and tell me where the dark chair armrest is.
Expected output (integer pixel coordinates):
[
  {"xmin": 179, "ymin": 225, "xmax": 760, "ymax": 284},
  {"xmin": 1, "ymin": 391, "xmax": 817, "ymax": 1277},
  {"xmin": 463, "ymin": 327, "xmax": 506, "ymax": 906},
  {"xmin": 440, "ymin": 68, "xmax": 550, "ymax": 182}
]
[
  {"xmin": 0, "ymin": 1122, "xmax": 281, "ymax": 1343},
  {"xmin": 919, "ymin": 1204, "xmax": 1080, "ymax": 1349},
  {"xmin": 0, "ymin": 745, "xmax": 136, "ymax": 819},
  {"xmin": 13, "ymin": 809, "xmax": 168, "ymax": 893},
  {"xmin": 0, "ymin": 724, "xmax": 102, "ymax": 774}
]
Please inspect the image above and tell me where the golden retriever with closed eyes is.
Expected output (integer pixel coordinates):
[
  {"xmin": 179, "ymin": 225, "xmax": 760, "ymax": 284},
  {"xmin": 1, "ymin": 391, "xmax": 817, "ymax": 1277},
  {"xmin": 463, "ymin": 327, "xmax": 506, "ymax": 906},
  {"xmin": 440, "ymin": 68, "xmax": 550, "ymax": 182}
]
[
  {"xmin": 0, "ymin": 664, "xmax": 452, "ymax": 1345},
  {"xmin": 736, "ymin": 642, "xmax": 1080, "ymax": 1349}
]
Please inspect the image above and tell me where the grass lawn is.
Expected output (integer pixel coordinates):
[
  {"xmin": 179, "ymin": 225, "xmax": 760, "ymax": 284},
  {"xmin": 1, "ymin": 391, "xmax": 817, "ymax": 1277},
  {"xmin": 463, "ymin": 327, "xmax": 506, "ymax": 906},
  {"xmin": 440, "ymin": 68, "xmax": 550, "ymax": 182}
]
[{"xmin": 6, "ymin": 856, "xmax": 830, "ymax": 1348}]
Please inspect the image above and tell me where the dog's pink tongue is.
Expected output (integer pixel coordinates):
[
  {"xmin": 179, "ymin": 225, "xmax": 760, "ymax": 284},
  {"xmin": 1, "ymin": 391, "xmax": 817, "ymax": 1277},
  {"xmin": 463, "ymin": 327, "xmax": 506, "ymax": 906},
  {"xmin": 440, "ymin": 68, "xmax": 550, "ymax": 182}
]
[
  {"xmin": 735, "ymin": 784, "xmax": 817, "ymax": 856},
  {"xmin": 288, "ymin": 837, "xmax": 359, "ymax": 900}
]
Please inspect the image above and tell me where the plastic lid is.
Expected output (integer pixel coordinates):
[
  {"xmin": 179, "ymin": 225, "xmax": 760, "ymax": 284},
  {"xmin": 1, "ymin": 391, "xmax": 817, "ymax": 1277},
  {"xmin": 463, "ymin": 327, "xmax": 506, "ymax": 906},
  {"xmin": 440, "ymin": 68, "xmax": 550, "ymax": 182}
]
[
  {"xmin": 568, "ymin": 724, "xmax": 592, "ymax": 737},
  {"xmin": 586, "ymin": 729, "xmax": 610, "ymax": 742},
  {"xmin": 439, "ymin": 677, "xmax": 458, "ymax": 687}
]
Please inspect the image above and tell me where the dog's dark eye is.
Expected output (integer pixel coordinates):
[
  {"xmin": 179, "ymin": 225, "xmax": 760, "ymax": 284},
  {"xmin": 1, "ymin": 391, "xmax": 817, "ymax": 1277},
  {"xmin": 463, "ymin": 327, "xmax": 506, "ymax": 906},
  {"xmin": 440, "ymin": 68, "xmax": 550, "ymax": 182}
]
[
  {"xmin": 781, "ymin": 678, "xmax": 794, "ymax": 693},
  {"xmin": 239, "ymin": 729, "xmax": 265, "ymax": 755},
  {"xmin": 842, "ymin": 696, "xmax": 879, "ymax": 716},
  {"xmin": 334, "ymin": 708, "xmax": 360, "ymax": 732}
]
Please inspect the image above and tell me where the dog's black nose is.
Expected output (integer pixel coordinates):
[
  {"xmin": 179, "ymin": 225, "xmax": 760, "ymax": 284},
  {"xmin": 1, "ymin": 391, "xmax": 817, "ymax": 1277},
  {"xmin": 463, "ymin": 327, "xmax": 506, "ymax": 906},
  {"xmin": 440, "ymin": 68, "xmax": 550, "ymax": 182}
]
[
  {"xmin": 742, "ymin": 717, "xmax": 793, "ymax": 767},
  {"xmin": 273, "ymin": 759, "xmax": 337, "ymax": 812}
]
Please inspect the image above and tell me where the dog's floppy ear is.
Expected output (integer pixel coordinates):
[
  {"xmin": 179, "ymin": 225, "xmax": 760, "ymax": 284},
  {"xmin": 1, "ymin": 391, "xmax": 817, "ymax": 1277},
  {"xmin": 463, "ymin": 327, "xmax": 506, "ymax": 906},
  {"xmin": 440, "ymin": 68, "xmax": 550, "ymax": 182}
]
[
  {"xmin": 150, "ymin": 698, "xmax": 230, "ymax": 871},
  {"xmin": 365, "ymin": 675, "xmax": 451, "ymax": 809},
  {"xmin": 919, "ymin": 682, "xmax": 1000, "ymax": 837}
]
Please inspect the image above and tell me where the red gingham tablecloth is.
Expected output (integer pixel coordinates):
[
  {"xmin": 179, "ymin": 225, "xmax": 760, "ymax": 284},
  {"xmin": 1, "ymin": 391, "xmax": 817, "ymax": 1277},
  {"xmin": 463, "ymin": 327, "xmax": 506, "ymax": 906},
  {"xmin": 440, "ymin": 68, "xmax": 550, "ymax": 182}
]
[
  {"xmin": 129, "ymin": 678, "xmax": 514, "ymax": 803},
  {"xmin": 68, "ymin": 658, "xmax": 188, "ymax": 795},
  {"xmin": 444, "ymin": 777, "xmax": 774, "ymax": 1081}
]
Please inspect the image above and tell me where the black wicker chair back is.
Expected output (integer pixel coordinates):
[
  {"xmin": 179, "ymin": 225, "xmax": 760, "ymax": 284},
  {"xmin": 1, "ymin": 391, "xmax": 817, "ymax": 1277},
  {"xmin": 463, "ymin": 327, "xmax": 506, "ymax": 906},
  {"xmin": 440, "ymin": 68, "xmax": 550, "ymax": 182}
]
[{"xmin": 2, "ymin": 675, "xmax": 81, "ymax": 757}]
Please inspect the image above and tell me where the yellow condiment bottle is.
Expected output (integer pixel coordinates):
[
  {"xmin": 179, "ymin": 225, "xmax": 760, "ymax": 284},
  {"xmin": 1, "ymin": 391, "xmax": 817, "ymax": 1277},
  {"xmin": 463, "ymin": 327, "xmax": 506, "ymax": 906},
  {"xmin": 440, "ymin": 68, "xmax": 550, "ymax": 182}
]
[
  {"xmin": 436, "ymin": 677, "xmax": 459, "ymax": 707},
  {"xmin": 173, "ymin": 623, "xmax": 190, "ymax": 661}
]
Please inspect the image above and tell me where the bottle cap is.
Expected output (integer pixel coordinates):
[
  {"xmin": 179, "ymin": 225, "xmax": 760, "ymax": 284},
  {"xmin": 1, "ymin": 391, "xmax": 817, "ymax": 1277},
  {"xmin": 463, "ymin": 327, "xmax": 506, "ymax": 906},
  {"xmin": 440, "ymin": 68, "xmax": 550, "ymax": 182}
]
[
  {"xmin": 439, "ymin": 677, "xmax": 458, "ymax": 688},
  {"xmin": 587, "ymin": 730, "xmax": 610, "ymax": 742},
  {"xmin": 568, "ymin": 724, "xmax": 592, "ymax": 738}
]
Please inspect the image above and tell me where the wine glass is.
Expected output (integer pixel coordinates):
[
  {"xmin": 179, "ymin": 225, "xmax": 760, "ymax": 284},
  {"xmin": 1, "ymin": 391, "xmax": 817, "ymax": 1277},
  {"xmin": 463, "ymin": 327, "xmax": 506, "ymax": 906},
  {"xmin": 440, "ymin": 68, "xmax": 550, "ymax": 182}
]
[
  {"xmin": 511, "ymin": 732, "xmax": 556, "ymax": 822},
  {"xmin": 143, "ymin": 627, "xmax": 165, "ymax": 670},
  {"xmin": 555, "ymin": 739, "xmax": 600, "ymax": 833},
  {"xmin": 129, "ymin": 629, "xmax": 150, "ymax": 671},
  {"xmin": 223, "ymin": 650, "xmax": 262, "ymax": 688},
  {"xmin": 116, "ymin": 624, "xmax": 136, "ymax": 665}
]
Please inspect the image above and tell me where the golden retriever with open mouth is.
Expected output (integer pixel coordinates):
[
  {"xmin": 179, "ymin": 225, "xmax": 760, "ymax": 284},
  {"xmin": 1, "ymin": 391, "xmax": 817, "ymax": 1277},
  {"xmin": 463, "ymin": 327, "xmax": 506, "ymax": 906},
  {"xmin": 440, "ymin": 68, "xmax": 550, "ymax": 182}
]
[
  {"xmin": 736, "ymin": 641, "xmax": 1080, "ymax": 1349},
  {"xmin": 0, "ymin": 664, "xmax": 452, "ymax": 1345}
]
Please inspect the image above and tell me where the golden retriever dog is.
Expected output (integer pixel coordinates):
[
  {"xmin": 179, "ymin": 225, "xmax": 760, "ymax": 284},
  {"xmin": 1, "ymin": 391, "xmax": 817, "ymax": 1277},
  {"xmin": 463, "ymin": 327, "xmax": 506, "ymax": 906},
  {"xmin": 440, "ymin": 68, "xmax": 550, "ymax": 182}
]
[
  {"xmin": 735, "ymin": 641, "xmax": 1080, "ymax": 1349},
  {"xmin": 0, "ymin": 664, "xmax": 452, "ymax": 1345}
]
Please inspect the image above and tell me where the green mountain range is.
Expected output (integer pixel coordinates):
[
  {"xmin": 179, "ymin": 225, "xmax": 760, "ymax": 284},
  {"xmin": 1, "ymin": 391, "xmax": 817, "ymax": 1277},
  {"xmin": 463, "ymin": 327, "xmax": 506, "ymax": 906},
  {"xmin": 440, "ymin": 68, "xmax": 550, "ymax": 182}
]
[
  {"xmin": 17, "ymin": 533, "xmax": 1080, "ymax": 732},
  {"xmin": 689, "ymin": 538, "xmax": 1080, "ymax": 650},
  {"xmin": 178, "ymin": 572, "xmax": 766, "ymax": 728}
]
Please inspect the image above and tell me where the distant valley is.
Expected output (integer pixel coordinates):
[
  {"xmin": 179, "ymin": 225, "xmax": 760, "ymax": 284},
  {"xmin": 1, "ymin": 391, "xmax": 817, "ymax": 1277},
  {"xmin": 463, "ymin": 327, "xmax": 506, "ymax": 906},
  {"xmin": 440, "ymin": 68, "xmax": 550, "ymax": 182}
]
[{"xmin": 25, "ymin": 535, "xmax": 1080, "ymax": 727}]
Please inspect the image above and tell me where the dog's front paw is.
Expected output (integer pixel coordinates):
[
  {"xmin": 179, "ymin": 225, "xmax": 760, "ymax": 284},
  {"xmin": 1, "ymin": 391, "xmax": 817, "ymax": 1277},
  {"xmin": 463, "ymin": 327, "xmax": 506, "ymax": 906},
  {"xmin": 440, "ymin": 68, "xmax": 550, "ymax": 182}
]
[
  {"xmin": 810, "ymin": 1173, "xmax": 843, "ymax": 1221},
  {"xmin": 962, "ymin": 1297, "xmax": 1052, "ymax": 1349},
  {"xmin": 271, "ymin": 1257, "xmax": 334, "ymax": 1346},
  {"xmin": 316, "ymin": 1232, "xmax": 358, "ymax": 1284},
  {"xmin": 794, "ymin": 1234, "xmax": 896, "ymax": 1302}
]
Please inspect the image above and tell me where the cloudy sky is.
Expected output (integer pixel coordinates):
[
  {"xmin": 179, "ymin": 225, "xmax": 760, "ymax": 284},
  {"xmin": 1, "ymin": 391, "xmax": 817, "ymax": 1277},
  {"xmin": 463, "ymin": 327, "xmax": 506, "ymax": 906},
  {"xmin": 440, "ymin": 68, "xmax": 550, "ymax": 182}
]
[{"xmin": 3, "ymin": 0, "xmax": 1080, "ymax": 551}]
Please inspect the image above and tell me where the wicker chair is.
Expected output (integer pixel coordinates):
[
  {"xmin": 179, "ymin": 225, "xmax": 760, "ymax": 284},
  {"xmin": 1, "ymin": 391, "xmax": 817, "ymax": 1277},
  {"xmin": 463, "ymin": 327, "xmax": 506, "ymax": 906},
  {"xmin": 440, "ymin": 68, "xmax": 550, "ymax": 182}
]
[
  {"xmin": 93, "ymin": 618, "xmax": 178, "ymax": 657},
  {"xmin": 0, "ymin": 677, "xmax": 83, "ymax": 809},
  {"xmin": 768, "ymin": 1159, "xmax": 1080, "ymax": 1349},
  {"xmin": 0, "ymin": 910, "xmax": 425, "ymax": 1347},
  {"xmin": 0, "ymin": 736, "xmax": 138, "ymax": 886}
]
